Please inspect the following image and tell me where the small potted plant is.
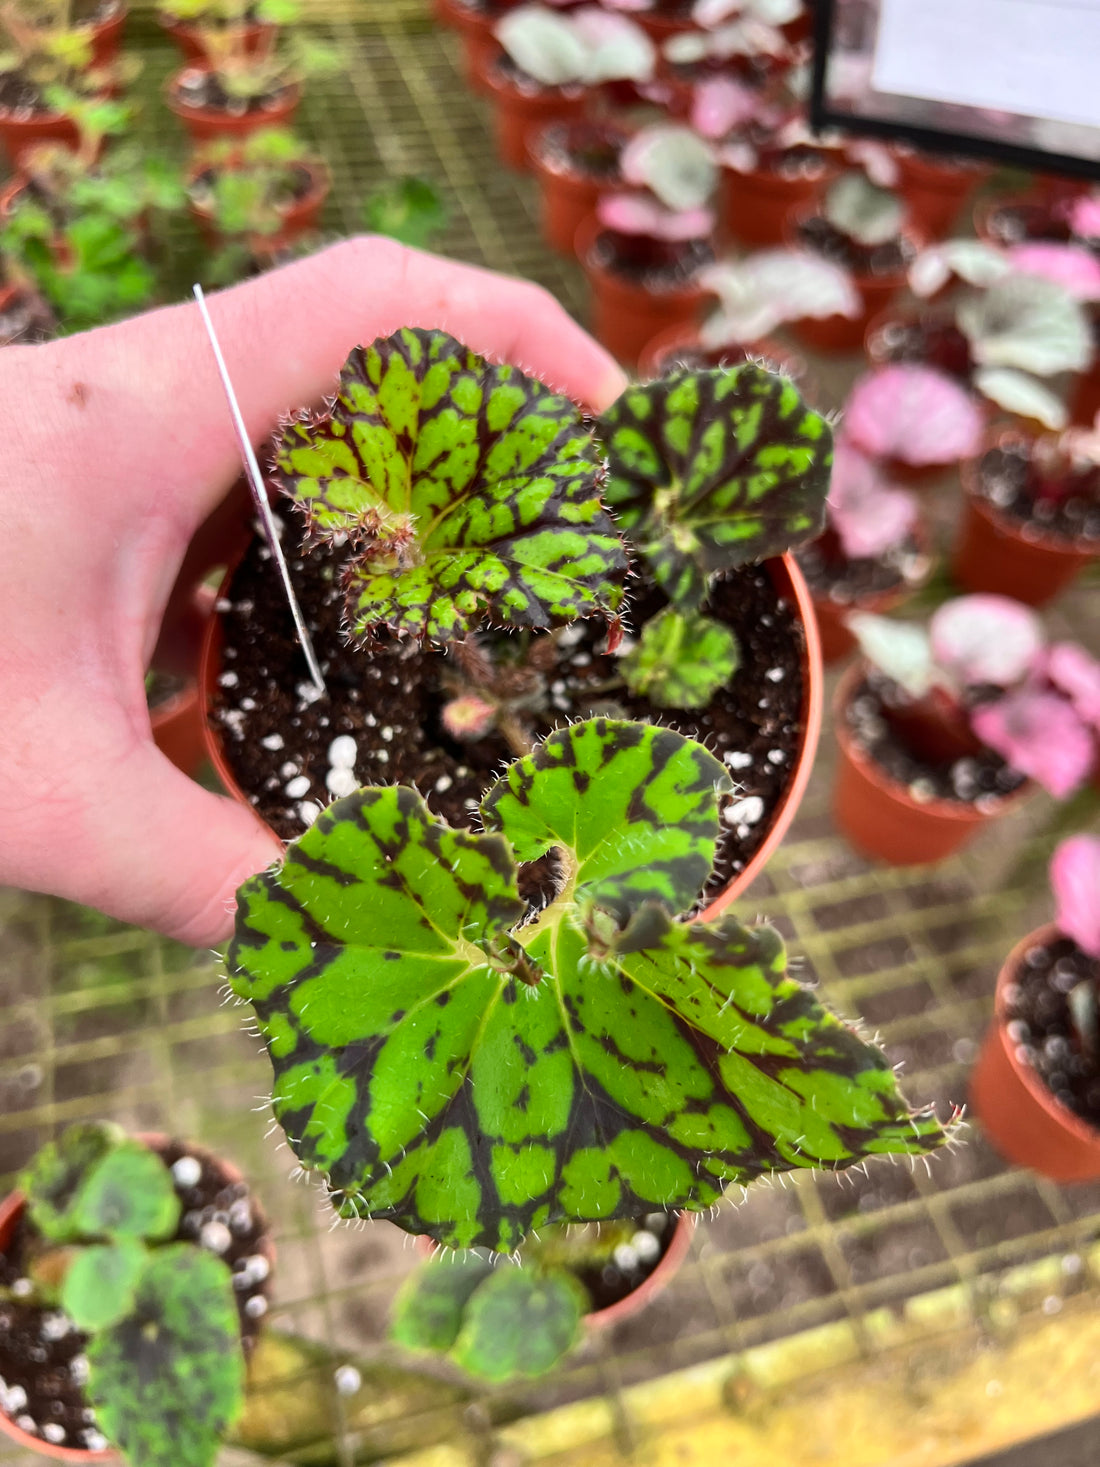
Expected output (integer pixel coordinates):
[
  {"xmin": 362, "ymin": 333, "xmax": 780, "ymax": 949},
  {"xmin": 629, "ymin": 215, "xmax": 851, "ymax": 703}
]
[
  {"xmin": 0, "ymin": 1121, "xmax": 273, "ymax": 1462},
  {"xmin": 528, "ymin": 115, "xmax": 632, "ymax": 255},
  {"xmin": 835, "ymin": 596, "xmax": 1097, "ymax": 865},
  {"xmin": 187, "ymin": 126, "xmax": 330, "ymax": 258},
  {"xmin": 165, "ymin": 15, "xmax": 340, "ymax": 143},
  {"xmin": 954, "ymin": 415, "xmax": 1100, "ymax": 605},
  {"xmin": 576, "ymin": 122, "xmax": 717, "ymax": 364},
  {"xmin": 360, "ymin": 173, "xmax": 449, "ymax": 249},
  {"xmin": 971, "ymin": 834, "xmax": 1100, "ymax": 1181},
  {"xmin": 393, "ymin": 1215, "xmax": 694, "ymax": 1382},
  {"xmin": 891, "ymin": 142, "xmax": 987, "ymax": 242},
  {"xmin": 795, "ymin": 437, "xmax": 930, "ymax": 664},
  {"xmin": 156, "ymin": 0, "xmax": 290, "ymax": 64},
  {"xmin": 201, "ymin": 333, "xmax": 831, "ymax": 907},
  {"xmin": 226, "ymin": 711, "xmax": 950, "ymax": 1257},
  {"xmin": 719, "ymin": 114, "xmax": 841, "ymax": 250},
  {"xmin": 840, "ymin": 361, "xmax": 986, "ymax": 485},
  {"xmin": 787, "ymin": 169, "xmax": 919, "ymax": 354},
  {"xmin": 485, "ymin": 4, "xmax": 655, "ymax": 170}
]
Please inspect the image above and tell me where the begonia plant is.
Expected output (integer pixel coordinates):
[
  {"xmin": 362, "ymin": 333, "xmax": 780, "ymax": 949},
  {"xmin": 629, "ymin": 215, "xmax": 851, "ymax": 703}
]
[
  {"xmin": 494, "ymin": 3, "xmax": 655, "ymax": 87},
  {"xmin": 698, "ymin": 249, "xmax": 859, "ymax": 346},
  {"xmin": 842, "ymin": 364, "xmax": 985, "ymax": 467}
]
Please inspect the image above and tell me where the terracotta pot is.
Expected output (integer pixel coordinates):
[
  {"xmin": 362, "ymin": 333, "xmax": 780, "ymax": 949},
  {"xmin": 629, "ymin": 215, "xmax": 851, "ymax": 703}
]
[
  {"xmin": 809, "ymin": 521, "xmax": 933, "ymax": 665},
  {"xmin": 635, "ymin": 9, "xmax": 698, "ymax": 45},
  {"xmin": 416, "ymin": 1212, "xmax": 695, "ymax": 1331},
  {"xmin": 86, "ymin": 6, "xmax": 127, "ymax": 66},
  {"xmin": 893, "ymin": 150, "xmax": 987, "ymax": 241},
  {"xmin": 189, "ymin": 158, "xmax": 331, "ymax": 251},
  {"xmin": 1070, "ymin": 340, "xmax": 1100, "ymax": 427},
  {"xmin": 528, "ymin": 119, "xmax": 628, "ymax": 256},
  {"xmin": 576, "ymin": 218, "xmax": 712, "ymax": 368},
  {"xmin": 165, "ymin": 67, "xmax": 301, "ymax": 145},
  {"xmin": 482, "ymin": 61, "xmax": 588, "ymax": 172},
  {"xmin": 953, "ymin": 433, "xmax": 1098, "ymax": 605},
  {"xmin": 151, "ymin": 681, "xmax": 206, "ymax": 777},
  {"xmin": 0, "ymin": 105, "xmax": 82, "ymax": 171},
  {"xmin": 971, "ymin": 924, "xmax": 1100, "ymax": 1181},
  {"xmin": 720, "ymin": 159, "xmax": 838, "ymax": 250},
  {"xmin": 973, "ymin": 191, "xmax": 1058, "ymax": 249},
  {"xmin": 785, "ymin": 210, "xmax": 921, "ymax": 355},
  {"xmin": 158, "ymin": 12, "xmax": 275, "ymax": 63},
  {"xmin": 0, "ymin": 1133, "xmax": 273, "ymax": 1462},
  {"xmin": 200, "ymin": 547, "xmax": 822, "ymax": 910},
  {"xmin": 449, "ymin": 0, "xmax": 504, "ymax": 94},
  {"xmin": 831, "ymin": 662, "xmax": 1028, "ymax": 866}
]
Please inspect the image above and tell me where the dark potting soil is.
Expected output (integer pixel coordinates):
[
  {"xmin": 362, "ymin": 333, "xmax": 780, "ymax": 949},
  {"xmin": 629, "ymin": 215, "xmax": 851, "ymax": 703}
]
[
  {"xmin": 796, "ymin": 530, "xmax": 928, "ymax": 606},
  {"xmin": 0, "ymin": 71, "xmax": 49, "ymax": 118},
  {"xmin": 189, "ymin": 161, "xmax": 315, "ymax": 215},
  {"xmin": 590, "ymin": 227, "xmax": 715, "ymax": 293},
  {"xmin": 211, "ymin": 530, "xmax": 805, "ymax": 903},
  {"xmin": 173, "ymin": 68, "xmax": 295, "ymax": 116},
  {"xmin": 533, "ymin": 120, "xmax": 627, "ymax": 180},
  {"xmin": 570, "ymin": 1213, "xmax": 680, "ymax": 1311},
  {"xmin": 0, "ymin": 1140, "xmax": 271, "ymax": 1452},
  {"xmin": 1002, "ymin": 935, "xmax": 1100, "ymax": 1127},
  {"xmin": 757, "ymin": 144, "xmax": 832, "ymax": 181},
  {"xmin": 491, "ymin": 53, "xmax": 587, "ymax": 100},
  {"xmin": 974, "ymin": 439, "xmax": 1100, "ymax": 544},
  {"xmin": 844, "ymin": 672, "xmax": 1027, "ymax": 807},
  {"xmin": 796, "ymin": 215, "xmax": 915, "ymax": 278},
  {"xmin": 865, "ymin": 314, "xmax": 973, "ymax": 380}
]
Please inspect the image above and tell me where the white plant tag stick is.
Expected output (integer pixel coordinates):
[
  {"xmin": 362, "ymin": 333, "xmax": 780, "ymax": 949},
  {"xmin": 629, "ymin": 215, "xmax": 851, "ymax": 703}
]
[{"xmin": 192, "ymin": 283, "xmax": 327, "ymax": 696}]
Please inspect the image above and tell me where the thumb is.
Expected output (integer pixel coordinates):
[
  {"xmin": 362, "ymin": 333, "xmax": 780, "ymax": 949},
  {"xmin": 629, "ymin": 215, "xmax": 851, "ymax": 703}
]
[{"xmin": 70, "ymin": 746, "xmax": 283, "ymax": 947}]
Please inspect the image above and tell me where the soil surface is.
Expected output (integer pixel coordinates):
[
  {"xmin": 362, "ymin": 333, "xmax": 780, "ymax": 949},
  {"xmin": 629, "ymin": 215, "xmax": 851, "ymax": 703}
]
[
  {"xmin": 756, "ymin": 143, "xmax": 832, "ymax": 180},
  {"xmin": 796, "ymin": 529, "xmax": 928, "ymax": 605},
  {"xmin": 590, "ymin": 227, "xmax": 714, "ymax": 292},
  {"xmin": 1003, "ymin": 935, "xmax": 1100, "ymax": 1126},
  {"xmin": 533, "ymin": 120, "xmax": 627, "ymax": 180},
  {"xmin": 844, "ymin": 672, "xmax": 1028, "ymax": 807},
  {"xmin": 189, "ymin": 161, "xmax": 315, "ymax": 218},
  {"xmin": 172, "ymin": 68, "xmax": 295, "ymax": 115},
  {"xmin": 973, "ymin": 439, "xmax": 1100, "ymax": 543},
  {"xmin": 571, "ymin": 1214, "xmax": 680, "ymax": 1311},
  {"xmin": 796, "ymin": 215, "xmax": 915, "ymax": 277},
  {"xmin": 491, "ymin": 54, "xmax": 586, "ymax": 100},
  {"xmin": 865, "ymin": 314, "xmax": 973, "ymax": 379},
  {"xmin": 0, "ymin": 71, "xmax": 51, "ymax": 118},
  {"xmin": 211, "ymin": 526, "xmax": 806, "ymax": 903},
  {"xmin": 0, "ymin": 1139, "xmax": 271, "ymax": 1452}
]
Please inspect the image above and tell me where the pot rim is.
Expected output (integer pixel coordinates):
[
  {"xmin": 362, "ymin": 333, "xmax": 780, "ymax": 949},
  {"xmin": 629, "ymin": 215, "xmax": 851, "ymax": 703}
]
[
  {"xmin": 526, "ymin": 115, "xmax": 632, "ymax": 183},
  {"xmin": 574, "ymin": 213, "xmax": 714, "ymax": 304},
  {"xmin": 784, "ymin": 204, "xmax": 924, "ymax": 290},
  {"xmin": 832, "ymin": 659, "xmax": 1030, "ymax": 826},
  {"xmin": 164, "ymin": 65, "xmax": 301, "ymax": 120},
  {"xmin": 991, "ymin": 921, "xmax": 1100, "ymax": 1152},
  {"xmin": 200, "ymin": 545, "xmax": 822, "ymax": 913},
  {"xmin": 960, "ymin": 426, "xmax": 1100, "ymax": 557}
]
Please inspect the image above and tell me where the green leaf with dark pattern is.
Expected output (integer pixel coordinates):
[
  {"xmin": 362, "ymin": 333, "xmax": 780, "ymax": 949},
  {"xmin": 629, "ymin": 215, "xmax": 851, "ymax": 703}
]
[
  {"xmin": 597, "ymin": 364, "xmax": 832, "ymax": 610},
  {"xmin": 229, "ymin": 719, "xmax": 947, "ymax": 1254},
  {"xmin": 449, "ymin": 1266, "xmax": 586, "ymax": 1382},
  {"xmin": 620, "ymin": 608, "xmax": 740, "ymax": 710},
  {"xmin": 21, "ymin": 1122, "xmax": 123, "ymax": 1243},
  {"xmin": 275, "ymin": 327, "xmax": 627, "ymax": 642},
  {"xmin": 391, "ymin": 1255, "xmax": 494, "ymax": 1355},
  {"xmin": 87, "ymin": 1245, "xmax": 244, "ymax": 1467},
  {"xmin": 61, "ymin": 1240, "xmax": 144, "ymax": 1333},
  {"xmin": 72, "ymin": 1142, "xmax": 181, "ymax": 1242}
]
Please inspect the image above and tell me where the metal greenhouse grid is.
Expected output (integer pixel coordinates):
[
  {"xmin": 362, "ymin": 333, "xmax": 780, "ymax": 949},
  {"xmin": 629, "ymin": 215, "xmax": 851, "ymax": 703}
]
[{"xmin": 1, "ymin": 2, "xmax": 1099, "ymax": 1463}]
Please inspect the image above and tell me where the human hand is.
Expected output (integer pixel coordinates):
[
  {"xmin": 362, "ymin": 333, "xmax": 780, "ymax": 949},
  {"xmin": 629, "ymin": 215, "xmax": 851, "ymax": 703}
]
[{"xmin": 0, "ymin": 237, "xmax": 627, "ymax": 947}]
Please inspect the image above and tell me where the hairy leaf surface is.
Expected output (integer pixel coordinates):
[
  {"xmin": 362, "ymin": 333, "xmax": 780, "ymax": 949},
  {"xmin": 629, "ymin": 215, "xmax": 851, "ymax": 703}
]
[
  {"xmin": 598, "ymin": 365, "xmax": 832, "ymax": 609},
  {"xmin": 230, "ymin": 719, "xmax": 946, "ymax": 1252},
  {"xmin": 276, "ymin": 327, "xmax": 627, "ymax": 641},
  {"xmin": 621, "ymin": 608, "xmax": 740, "ymax": 709}
]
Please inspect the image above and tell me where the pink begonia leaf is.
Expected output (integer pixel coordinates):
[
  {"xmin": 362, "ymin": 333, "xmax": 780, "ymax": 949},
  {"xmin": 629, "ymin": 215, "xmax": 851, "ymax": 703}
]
[
  {"xmin": 843, "ymin": 364, "xmax": 985, "ymax": 465},
  {"xmin": 845, "ymin": 139, "xmax": 899, "ymax": 189},
  {"xmin": 971, "ymin": 687, "xmax": 1095, "ymax": 798},
  {"xmin": 930, "ymin": 594, "xmax": 1044, "ymax": 688},
  {"xmin": 599, "ymin": 0, "xmax": 653, "ymax": 10},
  {"xmin": 1045, "ymin": 642, "xmax": 1100, "ymax": 729},
  {"xmin": 597, "ymin": 192, "xmax": 714, "ymax": 240},
  {"xmin": 828, "ymin": 438, "xmax": 919, "ymax": 559},
  {"xmin": 1068, "ymin": 193, "xmax": 1100, "ymax": 240},
  {"xmin": 1050, "ymin": 834, "xmax": 1100, "ymax": 957},
  {"xmin": 1008, "ymin": 242, "xmax": 1100, "ymax": 302},
  {"xmin": 690, "ymin": 75, "xmax": 760, "ymax": 139}
]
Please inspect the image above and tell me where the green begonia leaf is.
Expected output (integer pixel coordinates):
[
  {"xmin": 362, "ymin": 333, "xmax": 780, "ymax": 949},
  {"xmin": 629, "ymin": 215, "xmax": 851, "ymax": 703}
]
[
  {"xmin": 61, "ymin": 1239, "xmax": 144, "ymax": 1332},
  {"xmin": 598, "ymin": 365, "xmax": 832, "ymax": 610},
  {"xmin": 21, "ymin": 1122, "xmax": 123, "ymax": 1243},
  {"xmin": 73, "ymin": 1142, "xmax": 181, "ymax": 1242},
  {"xmin": 449, "ymin": 1266, "xmax": 586, "ymax": 1381},
  {"xmin": 87, "ymin": 1245, "xmax": 244, "ymax": 1467},
  {"xmin": 620, "ymin": 608, "xmax": 740, "ymax": 709},
  {"xmin": 275, "ymin": 328, "xmax": 627, "ymax": 642},
  {"xmin": 229, "ymin": 719, "xmax": 946, "ymax": 1253},
  {"xmin": 391, "ymin": 1254, "xmax": 494, "ymax": 1354}
]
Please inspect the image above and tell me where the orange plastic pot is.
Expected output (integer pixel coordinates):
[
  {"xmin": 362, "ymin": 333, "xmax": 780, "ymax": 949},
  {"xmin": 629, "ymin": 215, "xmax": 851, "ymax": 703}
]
[
  {"xmin": 831, "ymin": 663, "xmax": 1028, "ymax": 866},
  {"xmin": 0, "ymin": 105, "xmax": 83, "ymax": 170},
  {"xmin": 158, "ymin": 13, "xmax": 275, "ymax": 62},
  {"xmin": 720, "ymin": 160, "xmax": 837, "ymax": 249},
  {"xmin": 200, "ymin": 547, "xmax": 821, "ymax": 911},
  {"xmin": 971, "ymin": 924, "xmax": 1100, "ymax": 1181},
  {"xmin": 189, "ymin": 158, "xmax": 331, "ymax": 251},
  {"xmin": 528, "ymin": 119, "xmax": 628, "ymax": 256},
  {"xmin": 953, "ymin": 433, "xmax": 1097, "ymax": 605},
  {"xmin": 449, "ymin": 0, "xmax": 504, "ymax": 94},
  {"xmin": 86, "ymin": 6, "xmax": 127, "ymax": 66},
  {"xmin": 150, "ymin": 681, "xmax": 206, "ymax": 777},
  {"xmin": 166, "ymin": 68, "xmax": 301, "ymax": 144},
  {"xmin": 482, "ymin": 62, "xmax": 588, "ymax": 172},
  {"xmin": 893, "ymin": 150, "xmax": 987, "ymax": 241}
]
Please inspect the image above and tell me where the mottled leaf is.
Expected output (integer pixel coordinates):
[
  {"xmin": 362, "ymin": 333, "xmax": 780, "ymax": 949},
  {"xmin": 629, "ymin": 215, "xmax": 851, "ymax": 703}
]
[
  {"xmin": 87, "ymin": 1246, "xmax": 244, "ymax": 1467},
  {"xmin": 72, "ymin": 1142, "xmax": 181, "ymax": 1242},
  {"xmin": 61, "ymin": 1239, "xmax": 144, "ymax": 1332},
  {"xmin": 598, "ymin": 365, "xmax": 832, "ymax": 610},
  {"xmin": 620, "ymin": 608, "xmax": 740, "ymax": 710},
  {"xmin": 276, "ymin": 328, "xmax": 626, "ymax": 642},
  {"xmin": 21, "ymin": 1122, "xmax": 122, "ymax": 1243},
  {"xmin": 391, "ymin": 1255, "xmax": 494, "ymax": 1354},
  {"xmin": 229, "ymin": 720, "xmax": 946, "ymax": 1252},
  {"xmin": 449, "ymin": 1266, "xmax": 586, "ymax": 1382}
]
